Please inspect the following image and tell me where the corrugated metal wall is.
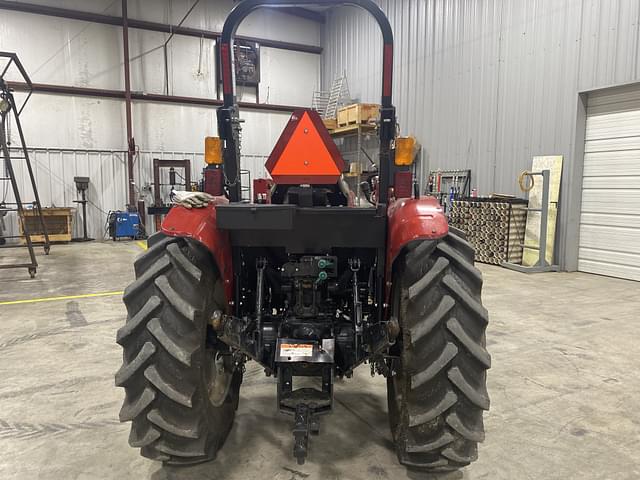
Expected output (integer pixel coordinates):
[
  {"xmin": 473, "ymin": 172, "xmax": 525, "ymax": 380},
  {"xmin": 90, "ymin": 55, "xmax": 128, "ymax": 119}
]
[
  {"xmin": 2, "ymin": 148, "xmax": 270, "ymax": 240},
  {"xmin": 322, "ymin": 0, "xmax": 640, "ymax": 269}
]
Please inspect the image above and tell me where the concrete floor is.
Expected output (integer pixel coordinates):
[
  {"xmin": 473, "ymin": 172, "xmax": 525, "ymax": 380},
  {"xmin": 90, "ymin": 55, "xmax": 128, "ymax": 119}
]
[{"xmin": 0, "ymin": 241, "xmax": 639, "ymax": 480}]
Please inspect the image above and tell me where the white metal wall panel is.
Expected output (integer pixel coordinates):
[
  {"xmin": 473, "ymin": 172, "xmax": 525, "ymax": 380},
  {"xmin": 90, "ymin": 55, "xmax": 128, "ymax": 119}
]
[
  {"xmin": 579, "ymin": 86, "xmax": 640, "ymax": 281},
  {"xmin": 3, "ymin": 149, "xmax": 128, "ymax": 241},
  {"xmin": 259, "ymin": 48, "xmax": 321, "ymax": 106}
]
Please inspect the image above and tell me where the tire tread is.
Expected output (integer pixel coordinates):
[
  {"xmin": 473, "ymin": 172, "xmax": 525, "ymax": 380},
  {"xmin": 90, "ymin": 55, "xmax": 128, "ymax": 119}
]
[
  {"xmin": 388, "ymin": 232, "xmax": 490, "ymax": 471},
  {"xmin": 116, "ymin": 236, "xmax": 239, "ymax": 464}
]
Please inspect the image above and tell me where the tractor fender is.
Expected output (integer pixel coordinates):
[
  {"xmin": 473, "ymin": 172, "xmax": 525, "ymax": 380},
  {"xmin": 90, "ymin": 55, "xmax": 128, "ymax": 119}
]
[
  {"xmin": 386, "ymin": 196, "xmax": 449, "ymax": 275},
  {"xmin": 161, "ymin": 199, "xmax": 233, "ymax": 304}
]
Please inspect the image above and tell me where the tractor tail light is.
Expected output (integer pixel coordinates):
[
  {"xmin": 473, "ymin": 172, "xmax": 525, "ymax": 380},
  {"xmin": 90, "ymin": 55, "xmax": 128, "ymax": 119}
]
[
  {"xmin": 394, "ymin": 136, "xmax": 419, "ymax": 166},
  {"xmin": 205, "ymin": 137, "xmax": 223, "ymax": 165}
]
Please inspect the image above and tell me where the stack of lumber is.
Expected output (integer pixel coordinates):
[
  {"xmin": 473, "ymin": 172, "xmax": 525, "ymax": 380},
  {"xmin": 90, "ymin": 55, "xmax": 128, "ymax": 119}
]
[{"xmin": 449, "ymin": 199, "xmax": 528, "ymax": 265}]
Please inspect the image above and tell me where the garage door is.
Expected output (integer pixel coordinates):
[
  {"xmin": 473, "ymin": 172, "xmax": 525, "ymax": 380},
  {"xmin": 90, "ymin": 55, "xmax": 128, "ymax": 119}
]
[{"xmin": 579, "ymin": 84, "xmax": 640, "ymax": 281}]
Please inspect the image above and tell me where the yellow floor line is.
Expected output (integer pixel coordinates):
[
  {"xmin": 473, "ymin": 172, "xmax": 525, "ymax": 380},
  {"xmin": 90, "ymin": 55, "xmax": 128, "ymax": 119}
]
[
  {"xmin": 0, "ymin": 291, "xmax": 124, "ymax": 306},
  {"xmin": 136, "ymin": 241, "xmax": 148, "ymax": 251}
]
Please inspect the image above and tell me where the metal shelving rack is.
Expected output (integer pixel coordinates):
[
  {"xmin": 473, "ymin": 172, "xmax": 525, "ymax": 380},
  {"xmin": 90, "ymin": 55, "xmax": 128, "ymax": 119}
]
[{"xmin": 330, "ymin": 123, "xmax": 378, "ymax": 205}]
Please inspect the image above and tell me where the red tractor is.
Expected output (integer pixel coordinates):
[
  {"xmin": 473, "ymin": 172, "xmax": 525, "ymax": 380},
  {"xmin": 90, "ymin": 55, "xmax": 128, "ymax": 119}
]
[{"xmin": 116, "ymin": 0, "xmax": 490, "ymax": 472}]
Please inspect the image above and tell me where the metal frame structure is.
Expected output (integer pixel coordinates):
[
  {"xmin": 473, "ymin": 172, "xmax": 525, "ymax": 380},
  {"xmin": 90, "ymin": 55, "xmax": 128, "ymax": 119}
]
[
  {"xmin": 330, "ymin": 123, "xmax": 378, "ymax": 205},
  {"xmin": 217, "ymin": 0, "xmax": 395, "ymax": 204},
  {"xmin": 6, "ymin": 82, "xmax": 300, "ymax": 112},
  {"xmin": 503, "ymin": 169, "xmax": 559, "ymax": 273},
  {"xmin": 0, "ymin": 52, "xmax": 50, "ymax": 278},
  {"xmin": 151, "ymin": 158, "xmax": 191, "ymax": 230},
  {"xmin": 121, "ymin": 0, "xmax": 135, "ymax": 208}
]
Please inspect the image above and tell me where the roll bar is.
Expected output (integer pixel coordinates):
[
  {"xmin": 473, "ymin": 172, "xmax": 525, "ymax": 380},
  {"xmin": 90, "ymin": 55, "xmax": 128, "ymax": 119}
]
[{"xmin": 217, "ymin": 0, "xmax": 396, "ymax": 203}]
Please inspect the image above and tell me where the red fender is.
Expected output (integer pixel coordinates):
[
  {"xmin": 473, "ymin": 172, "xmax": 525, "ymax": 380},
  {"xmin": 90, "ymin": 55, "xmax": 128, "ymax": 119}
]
[
  {"xmin": 386, "ymin": 196, "xmax": 449, "ymax": 303},
  {"xmin": 161, "ymin": 199, "xmax": 233, "ymax": 306}
]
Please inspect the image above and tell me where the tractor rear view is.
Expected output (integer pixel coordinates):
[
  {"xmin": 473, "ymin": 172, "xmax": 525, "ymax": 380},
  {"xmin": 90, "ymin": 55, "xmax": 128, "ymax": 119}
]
[{"xmin": 115, "ymin": 0, "xmax": 490, "ymax": 472}]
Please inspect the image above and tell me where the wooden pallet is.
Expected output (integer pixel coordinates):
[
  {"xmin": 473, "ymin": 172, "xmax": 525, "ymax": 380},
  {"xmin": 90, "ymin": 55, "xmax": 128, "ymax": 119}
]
[
  {"xmin": 337, "ymin": 103, "xmax": 380, "ymax": 127},
  {"xmin": 322, "ymin": 118, "xmax": 338, "ymax": 131},
  {"xmin": 329, "ymin": 123, "xmax": 377, "ymax": 137}
]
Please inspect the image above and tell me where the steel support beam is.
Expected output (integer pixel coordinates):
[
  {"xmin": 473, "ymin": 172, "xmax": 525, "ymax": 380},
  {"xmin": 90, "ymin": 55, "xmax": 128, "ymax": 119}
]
[
  {"xmin": 122, "ymin": 0, "xmax": 136, "ymax": 208},
  {"xmin": 6, "ymin": 82, "xmax": 300, "ymax": 113},
  {"xmin": 271, "ymin": 7, "xmax": 326, "ymax": 23},
  {"xmin": 0, "ymin": 0, "xmax": 323, "ymax": 54}
]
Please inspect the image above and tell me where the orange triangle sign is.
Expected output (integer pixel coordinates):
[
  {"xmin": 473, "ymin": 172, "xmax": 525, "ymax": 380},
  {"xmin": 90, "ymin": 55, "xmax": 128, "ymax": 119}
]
[{"xmin": 266, "ymin": 109, "xmax": 345, "ymax": 185}]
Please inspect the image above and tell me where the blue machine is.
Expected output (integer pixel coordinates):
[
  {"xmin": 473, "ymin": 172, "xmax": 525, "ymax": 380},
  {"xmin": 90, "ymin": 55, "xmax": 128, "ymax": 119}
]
[{"xmin": 108, "ymin": 211, "xmax": 143, "ymax": 240}]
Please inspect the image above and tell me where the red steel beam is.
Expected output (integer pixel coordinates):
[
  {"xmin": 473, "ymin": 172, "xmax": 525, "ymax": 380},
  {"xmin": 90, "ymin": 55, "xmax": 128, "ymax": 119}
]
[
  {"xmin": 122, "ymin": 0, "xmax": 136, "ymax": 207},
  {"xmin": 6, "ymin": 82, "xmax": 300, "ymax": 113},
  {"xmin": 0, "ymin": 0, "xmax": 323, "ymax": 54}
]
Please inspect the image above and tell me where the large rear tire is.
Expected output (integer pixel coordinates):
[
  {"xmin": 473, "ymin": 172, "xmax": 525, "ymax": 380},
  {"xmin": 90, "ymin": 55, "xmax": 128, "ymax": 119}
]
[
  {"xmin": 116, "ymin": 233, "xmax": 241, "ymax": 465},
  {"xmin": 387, "ymin": 229, "xmax": 490, "ymax": 472}
]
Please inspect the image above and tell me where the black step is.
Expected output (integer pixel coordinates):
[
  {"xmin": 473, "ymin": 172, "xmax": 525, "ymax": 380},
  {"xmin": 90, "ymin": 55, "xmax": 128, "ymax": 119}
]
[{"xmin": 280, "ymin": 388, "xmax": 332, "ymax": 410}]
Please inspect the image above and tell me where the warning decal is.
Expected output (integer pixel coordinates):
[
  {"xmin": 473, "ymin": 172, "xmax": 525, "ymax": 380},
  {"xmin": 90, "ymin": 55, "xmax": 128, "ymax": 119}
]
[{"xmin": 279, "ymin": 343, "xmax": 313, "ymax": 358}]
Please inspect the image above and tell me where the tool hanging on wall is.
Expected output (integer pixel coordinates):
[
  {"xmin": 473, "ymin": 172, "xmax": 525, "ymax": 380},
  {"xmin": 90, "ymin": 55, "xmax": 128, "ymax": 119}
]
[
  {"xmin": 427, "ymin": 168, "xmax": 472, "ymax": 213},
  {"xmin": 518, "ymin": 170, "xmax": 536, "ymax": 192}
]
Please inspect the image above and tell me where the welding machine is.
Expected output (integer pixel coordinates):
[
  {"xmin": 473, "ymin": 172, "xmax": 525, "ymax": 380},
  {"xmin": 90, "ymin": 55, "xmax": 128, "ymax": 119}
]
[{"xmin": 108, "ymin": 211, "xmax": 143, "ymax": 241}]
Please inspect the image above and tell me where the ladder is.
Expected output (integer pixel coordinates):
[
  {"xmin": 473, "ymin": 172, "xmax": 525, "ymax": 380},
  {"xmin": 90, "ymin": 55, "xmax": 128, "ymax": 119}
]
[
  {"xmin": 0, "ymin": 52, "xmax": 50, "ymax": 278},
  {"xmin": 311, "ymin": 90, "xmax": 330, "ymax": 117},
  {"xmin": 324, "ymin": 75, "xmax": 350, "ymax": 119},
  {"xmin": 311, "ymin": 75, "xmax": 351, "ymax": 119}
]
